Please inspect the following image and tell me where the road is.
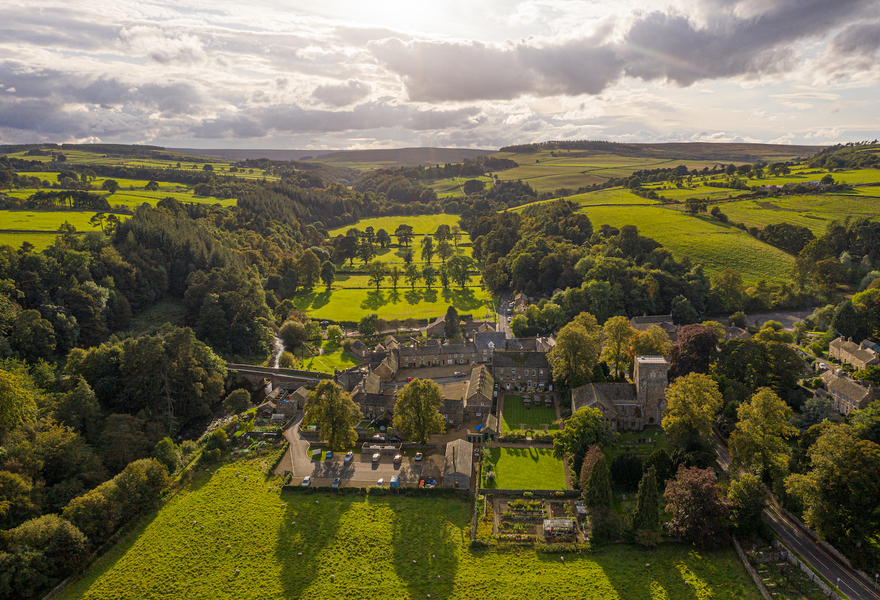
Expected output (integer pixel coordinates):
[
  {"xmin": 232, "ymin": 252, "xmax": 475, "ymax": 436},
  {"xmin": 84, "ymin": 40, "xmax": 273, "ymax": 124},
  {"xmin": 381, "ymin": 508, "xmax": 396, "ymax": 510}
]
[
  {"xmin": 495, "ymin": 291, "xmax": 513, "ymax": 337},
  {"xmin": 713, "ymin": 431, "xmax": 880, "ymax": 600},
  {"xmin": 278, "ymin": 415, "xmax": 432, "ymax": 487}
]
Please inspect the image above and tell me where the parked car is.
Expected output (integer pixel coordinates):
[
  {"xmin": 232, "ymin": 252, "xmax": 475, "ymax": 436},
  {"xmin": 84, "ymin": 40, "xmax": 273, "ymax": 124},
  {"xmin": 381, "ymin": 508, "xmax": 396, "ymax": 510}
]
[
  {"xmin": 331, "ymin": 478, "xmax": 341, "ymax": 488},
  {"xmin": 344, "ymin": 451, "xmax": 354, "ymax": 463},
  {"xmin": 389, "ymin": 435, "xmax": 401, "ymax": 442},
  {"xmin": 414, "ymin": 452, "xmax": 423, "ymax": 461},
  {"xmin": 376, "ymin": 478, "xmax": 384, "ymax": 487},
  {"xmin": 453, "ymin": 371, "xmax": 465, "ymax": 378},
  {"xmin": 325, "ymin": 451, "xmax": 333, "ymax": 459},
  {"xmin": 393, "ymin": 454, "xmax": 402, "ymax": 464},
  {"xmin": 301, "ymin": 476, "xmax": 311, "ymax": 487},
  {"xmin": 372, "ymin": 453, "xmax": 380, "ymax": 462},
  {"xmin": 406, "ymin": 377, "xmax": 413, "ymax": 382},
  {"xmin": 371, "ymin": 434, "xmax": 386, "ymax": 442}
]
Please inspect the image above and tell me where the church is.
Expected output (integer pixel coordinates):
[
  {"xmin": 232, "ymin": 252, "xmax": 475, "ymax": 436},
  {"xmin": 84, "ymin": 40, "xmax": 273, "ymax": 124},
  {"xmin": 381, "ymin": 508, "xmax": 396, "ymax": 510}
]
[{"xmin": 570, "ymin": 356, "xmax": 669, "ymax": 431}]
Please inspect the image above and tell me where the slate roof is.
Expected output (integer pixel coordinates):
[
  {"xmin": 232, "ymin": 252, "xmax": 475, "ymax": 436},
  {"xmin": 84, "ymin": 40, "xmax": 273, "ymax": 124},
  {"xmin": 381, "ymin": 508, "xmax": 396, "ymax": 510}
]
[
  {"xmin": 830, "ymin": 337, "xmax": 879, "ymax": 365},
  {"xmin": 493, "ymin": 350, "xmax": 550, "ymax": 369},
  {"xmin": 571, "ymin": 382, "xmax": 638, "ymax": 418},
  {"xmin": 474, "ymin": 331, "xmax": 507, "ymax": 350},
  {"xmin": 466, "ymin": 366, "xmax": 494, "ymax": 404},
  {"xmin": 821, "ymin": 371, "xmax": 875, "ymax": 407},
  {"xmin": 443, "ymin": 439, "xmax": 473, "ymax": 477}
]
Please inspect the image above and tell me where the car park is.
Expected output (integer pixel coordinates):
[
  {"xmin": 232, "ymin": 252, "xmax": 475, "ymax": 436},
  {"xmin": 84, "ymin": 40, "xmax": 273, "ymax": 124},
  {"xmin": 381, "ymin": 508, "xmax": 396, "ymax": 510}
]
[
  {"xmin": 344, "ymin": 451, "xmax": 354, "ymax": 462},
  {"xmin": 372, "ymin": 453, "xmax": 380, "ymax": 462},
  {"xmin": 301, "ymin": 476, "xmax": 311, "ymax": 487},
  {"xmin": 332, "ymin": 478, "xmax": 341, "ymax": 488}
]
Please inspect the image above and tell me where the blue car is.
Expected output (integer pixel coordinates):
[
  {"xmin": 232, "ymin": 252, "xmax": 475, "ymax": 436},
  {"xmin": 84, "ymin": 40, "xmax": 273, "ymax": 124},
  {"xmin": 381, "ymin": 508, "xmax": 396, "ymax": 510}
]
[{"xmin": 325, "ymin": 451, "xmax": 334, "ymax": 459}]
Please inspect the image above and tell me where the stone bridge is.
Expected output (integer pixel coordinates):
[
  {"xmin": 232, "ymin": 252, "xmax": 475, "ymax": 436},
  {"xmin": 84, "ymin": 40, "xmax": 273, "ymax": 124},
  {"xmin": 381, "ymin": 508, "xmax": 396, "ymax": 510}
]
[{"xmin": 226, "ymin": 363, "xmax": 326, "ymax": 391}]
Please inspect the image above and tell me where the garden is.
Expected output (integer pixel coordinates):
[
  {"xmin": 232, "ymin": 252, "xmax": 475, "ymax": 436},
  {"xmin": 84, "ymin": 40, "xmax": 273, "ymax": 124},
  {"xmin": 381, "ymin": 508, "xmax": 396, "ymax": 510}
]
[{"xmin": 499, "ymin": 394, "xmax": 560, "ymax": 433}]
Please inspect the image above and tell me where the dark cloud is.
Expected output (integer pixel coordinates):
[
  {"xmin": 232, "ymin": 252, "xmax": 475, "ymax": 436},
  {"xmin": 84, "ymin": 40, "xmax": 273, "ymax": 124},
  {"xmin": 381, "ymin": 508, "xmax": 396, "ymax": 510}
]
[
  {"xmin": 370, "ymin": 0, "xmax": 878, "ymax": 101},
  {"xmin": 311, "ymin": 79, "xmax": 371, "ymax": 107}
]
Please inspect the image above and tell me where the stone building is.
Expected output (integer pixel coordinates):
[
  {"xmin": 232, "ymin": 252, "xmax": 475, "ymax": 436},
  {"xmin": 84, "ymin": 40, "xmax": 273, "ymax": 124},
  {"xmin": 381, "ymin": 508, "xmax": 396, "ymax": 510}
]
[
  {"xmin": 820, "ymin": 371, "xmax": 876, "ymax": 415},
  {"xmin": 570, "ymin": 355, "xmax": 670, "ymax": 430},
  {"xmin": 829, "ymin": 337, "xmax": 879, "ymax": 371}
]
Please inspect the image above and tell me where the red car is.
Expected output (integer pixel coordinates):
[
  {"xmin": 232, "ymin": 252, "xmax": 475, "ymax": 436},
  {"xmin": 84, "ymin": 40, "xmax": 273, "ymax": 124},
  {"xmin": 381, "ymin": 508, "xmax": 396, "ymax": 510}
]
[{"xmin": 406, "ymin": 377, "xmax": 413, "ymax": 382}]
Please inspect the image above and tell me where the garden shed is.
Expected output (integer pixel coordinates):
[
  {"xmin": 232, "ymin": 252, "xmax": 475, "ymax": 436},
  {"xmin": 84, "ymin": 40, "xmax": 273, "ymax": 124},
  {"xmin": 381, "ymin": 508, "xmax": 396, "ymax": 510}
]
[
  {"xmin": 442, "ymin": 439, "xmax": 473, "ymax": 489},
  {"xmin": 543, "ymin": 518, "xmax": 575, "ymax": 536}
]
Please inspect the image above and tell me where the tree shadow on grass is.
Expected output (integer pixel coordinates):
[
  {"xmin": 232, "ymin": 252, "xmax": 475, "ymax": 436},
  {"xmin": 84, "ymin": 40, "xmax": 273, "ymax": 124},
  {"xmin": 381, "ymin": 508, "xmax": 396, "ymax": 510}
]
[
  {"xmin": 361, "ymin": 290, "xmax": 389, "ymax": 310},
  {"xmin": 296, "ymin": 290, "xmax": 331, "ymax": 311},
  {"xmin": 389, "ymin": 497, "xmax": 464, "ymax": 600},
  {"xmin": 275, "ymin": 492, "xmax": 356, "ymax": 596}
]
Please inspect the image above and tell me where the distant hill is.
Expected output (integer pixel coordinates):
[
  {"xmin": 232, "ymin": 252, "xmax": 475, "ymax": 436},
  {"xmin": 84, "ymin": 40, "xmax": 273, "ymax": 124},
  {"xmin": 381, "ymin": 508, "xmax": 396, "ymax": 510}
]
[
  {"xmin": 498, "ymin": 140, "xmax": 825, "ymax": 163},
  {"xmin": 166, "ymin": 148, "xmax": 340, "ymax": 161},
  {"xmin": 312, "ymin": 147, "xmax": 494, "ymax": 169}
]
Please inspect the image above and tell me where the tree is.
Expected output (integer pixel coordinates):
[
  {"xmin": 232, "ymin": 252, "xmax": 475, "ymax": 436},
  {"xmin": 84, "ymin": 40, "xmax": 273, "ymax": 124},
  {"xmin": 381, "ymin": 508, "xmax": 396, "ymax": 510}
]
[
  {"xmin": 662, "ymin": 372, "xmax": 722, "ymax": 449},
  {"xmin": 645, "ymin": 448, "xmax": 674, "ymax": 487},
  {"xmin": 320, "ymin": 261, "xmax": 336, "ymax": 289},
  {"xmin": 297, "ymin": 249, "xmax": 321, "ymax": 289},
  {"xmin": 223, "ymin": 388, "xmax": 252, "ymax": 415},
  {"xmin": 337, "ymin": 235, "xmax": 358, "ymax": 267},
  {"xmin": 711, "ymin": 269, "xmax": 744, "ymax": 313},
  {"xmin": 358, "ymin": 313, "xmax": 379, "ymax": 336},
  {"xmin": 784, "ymin": 425, "xmax": 880, "ymax": 547},
  {"xmin": 278, "ymin": 351, "xmax": 296, "ymax": 368},
  {"xmin": 202, "ymin": 164, "xmax": 214, "ymax": 172},
  {"xmin": 448, "ymin": 255, "xmax": 473, "ymax": 288},
  {"xmin": 101, "ymin": 179, "xmax": 119, "ymax": 193},
  {"xmin": 303, "ymin": 381, "xmax": 362, "ymax": 451},
  {"xmin": 435, "ymin": 224, "xmax": 452, "ymax": 241},
  {"xmin": 482, "ymin": 262, "xmax": 507, "ymax": 294},
  {"xmin": 10, "ymin": 309, "xmax": 56, "ymax": 362},
  {"xmin": 547, "ymin": 312, "xmax": 603, "ymax": 388},
  {"xmin": 444, "ymin": 306, "xmax": 461, "ymax": 339},
  {"xmin": 633, "ymin": 466, "xmax": 660, "ymax": 532},
  {"xmin": 145, "ymin": 180, "xmax": 159, "ymax": 191},
  {"xmin": 601, "ymin": 316, "xmax": 637, "ymax": 379},
  {"xmin": 279, "ymin": 319, "xmax": 305, "ymax": 349},
  {"xmin": 376, "ymin": 228, "xmax": 391, "ymax": 248},
  {"xmin": 850, "ymin": 400, "xmax": 880, "ymax": 444},
  {"xmin": 0, "ymin": 368, "xmax": 38, "ymax": 440},
  {"xmin": 358, "ymin": 238, "xmax": 376, "ymax": 265},
  {"xmin": 668, "ymin": 324, "xmax": 718, "ymax": 379},
  {"xmin": 437, "ymin": 240, "xmax": 454, "ymax": 264},
  {"xmin": 670, "ymin": 295, "xmax": 699, "ymax": 325},
  {"xmin": 151, "ymin": 437, "xmax": 180, "ymax": 473},
  {"xmin": 304, "ymin": 320, "xmax": 322, "ymax": 342},
  {"xmin": 727, "ymin": 473, "xmax": 765, "ymax": 536},
  {"xmin": 403, "ymin": 248, "xmax": 414, "ymax": 265},
  {"xmin": 664, "ymin": 466, "xmax": 731, "ymax": 548},
  {"xmin": 580, "ymin": 446, "xmax": 612, "ymax": 508},
  {"xmin": 404, "ymin": 263, "xmax": 421, "ymax": 289},
  {"xmin": 510, "ymin": 314, "xmax": 529, "ymax": 338},
  {"xmin": 610, "ymin": 453, "xmax": 643, "ymax": 491},
  {"xmin": 392, "ymin": 379, "xmax": 446, "ymax": 444},
  {"xmin": 326, "ymin": 324, "xmax": 343, "ymax": 344},
  {"xmin": 394, "ymin": 224, "xmax": 414, "ymax": 247},
  {"xmin": 100, "ymin": 414, "xmax": 153, "ymax": 473},
  {"xmin": 793, "ymin": 396, "xmax": 833, "ymax": 430},
  {"xmin": 388, "ymin": 265, "xmax": 402, "ymax": 291},
  {"xmin": 420, "ymin": 236, "xmax": 435, "ymax": 264},
  {"xmin": 553, "ymin": 406, "xmax": 606, "ymax": 478},
  {"xmin": 628, "ymin": 325, "xmax": 672, "ymax": 360},
  {"xmin": 367, "ymin": 261, "xmax": 387, "ymax": 290},
  {"xmin": 729, "ymin": 387, "xmax": 796, "ymax": 484},
  {"xmin": 422, "ymin": 265, "xmax": 436, "ymax": 289},
  {"xmin": 451, "ymin": 225, "xmax": 462, "ymax": 247}
]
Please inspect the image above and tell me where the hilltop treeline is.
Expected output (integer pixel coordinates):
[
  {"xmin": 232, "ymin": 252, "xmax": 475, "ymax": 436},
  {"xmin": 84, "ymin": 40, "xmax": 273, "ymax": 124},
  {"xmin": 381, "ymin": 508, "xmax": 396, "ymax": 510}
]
[
  {"xmin": 397, "ymin": 156, "xmax": 518, "ymax": 180},
  {"xmin": 807, "ymin": 141, "xmax": 880, "ymax": 170},
  {"xmin": 500, "ymin": 140, "xmax": 646, "ymax": 156}
]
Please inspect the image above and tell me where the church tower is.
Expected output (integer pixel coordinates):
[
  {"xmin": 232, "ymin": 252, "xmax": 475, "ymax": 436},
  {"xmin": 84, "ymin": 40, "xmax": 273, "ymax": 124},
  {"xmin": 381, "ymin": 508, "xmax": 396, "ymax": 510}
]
[{"xmin": 634, "ymin": 356, "xmax": 670, "ymax": 426}]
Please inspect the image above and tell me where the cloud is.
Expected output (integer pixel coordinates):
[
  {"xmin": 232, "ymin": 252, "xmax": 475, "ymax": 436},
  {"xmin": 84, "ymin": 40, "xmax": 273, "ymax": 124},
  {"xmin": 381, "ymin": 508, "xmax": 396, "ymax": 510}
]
[
  {"xmin": 121, "ymin": 26, "xmax": 208, "ymax": 65},
  {"xmin": 311, "ymin": 79, "xmax": 371, "ymax": 107}
]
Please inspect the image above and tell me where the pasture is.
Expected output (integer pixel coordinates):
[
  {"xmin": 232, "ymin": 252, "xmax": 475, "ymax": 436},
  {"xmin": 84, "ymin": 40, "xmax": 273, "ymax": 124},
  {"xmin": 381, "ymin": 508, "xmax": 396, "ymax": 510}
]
[
  {"xmin": 334, "ymin": 243, "xmax": 474, "ymax": 271},
  {"xmin": 327, "ymin": 213, "xmax": 463, "ymax": 237},
  {"xmin": 577, "ymin": 204, "xmax": 795, "ymax": 284},
  {"xmin": 720, "ymin": 195, "xmax": 880, "ymax": 236},
  {"xmin": 484, "ymin": 447, "xmax": 567, "ymax": 490},
  {"xmin": 0, "ymin": 232, "xmax": 58, "ymax": 251},
  {"xmin": 57, "ymin": 458, "xmax": 761, "ymax": 600},
  {"xmin": 0, "ymin": 209, "xmax": 123, "ymax": 232},
  {"xmin": 500, "ymin": 395, "xmax": 559, "ymax": 432},
  {"xmin": 292, "ymin": 284, "xmax": 491, "ymax": 322}
]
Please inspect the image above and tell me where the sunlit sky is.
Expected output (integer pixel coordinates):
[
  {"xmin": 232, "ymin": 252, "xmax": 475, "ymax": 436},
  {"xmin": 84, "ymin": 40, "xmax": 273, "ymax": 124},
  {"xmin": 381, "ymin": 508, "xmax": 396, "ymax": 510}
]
[{"xmin": 1, "ymin": 0, "xmax": 879, "ymax": 149}]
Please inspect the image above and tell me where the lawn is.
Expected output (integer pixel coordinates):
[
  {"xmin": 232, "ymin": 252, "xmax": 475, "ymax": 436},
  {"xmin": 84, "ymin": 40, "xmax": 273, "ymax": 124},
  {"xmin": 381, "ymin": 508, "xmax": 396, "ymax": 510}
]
[
  {"xmin": 0, "ymin": 232, "xmax": 58, "ymax": 251},
  {"xmin": 576, "ymin": 204, "xmax": 795, "ymax": 284},
  {"xmin": 500, "ymin": 395, "xmax": 559, "ymax": 432},
  {"xmin": 299, "ymin": 341, "xmax": 361, "ymax": 374},
  {"xmin": 57, "ymin": 457, "xmax": 761, "ymax": 600},
  {"xmin": 327, "ymin": 214, "xmax": 464, "ymax": 237},
  {"xmin": 485, "ymin": 447, "xmax": 567, "ymax": 490},
  {"xmin": 0, "ymin": 209, "xmax": 123, "ymax": 232},
  {"xmin": 292, "ymin": 285, "xmax": 492, "ymax": 322}
]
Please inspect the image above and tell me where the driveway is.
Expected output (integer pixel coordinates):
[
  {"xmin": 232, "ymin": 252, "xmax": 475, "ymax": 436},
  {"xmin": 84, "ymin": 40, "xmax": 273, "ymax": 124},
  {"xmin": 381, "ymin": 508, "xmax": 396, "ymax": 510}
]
[{"xmin": 742, "ymin": 309, "xmax": 814, "ymax": 331}]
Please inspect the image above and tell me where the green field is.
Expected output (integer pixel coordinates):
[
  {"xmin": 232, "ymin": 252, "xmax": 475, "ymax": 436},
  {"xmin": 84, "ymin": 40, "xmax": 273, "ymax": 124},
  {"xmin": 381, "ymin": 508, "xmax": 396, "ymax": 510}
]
[
  {"xmin": 485, "ymin": 447, "xmax": 567, "ymax": 490},
  {"xmin": 300, "ymin": 341, "xmax": 361, "ymax": 373},
  {"xmin": 57, "ymin": 458, "xmax": 760, "ymax": 599},
  {"xmin": 0, "ymin": 232, "xmax": 59, "ymax": 251},
  {"xmin": 334, "ymin": 244, "xmax": 474, "ymax": 272},
  {"xmin": 293, "ymin": 284, "xmax": 491, "ymax": 322},
  {"xmin": 0, "ymin": 209, "xmax": 126, "ymax": 232},
  {"xmin": 577, "ymin": 205, "xmax": 795, "ymax": 283},
  {"xmin": 720, "ymin": 195, "xmax": 880, "ymax": 236},
  {"xmin": 327, "ymin": 214, "xmax": 463, "ymax": 237},
  {"xmin": 500, "ymin": 395, "xmax": 559, "ymax": 432}
]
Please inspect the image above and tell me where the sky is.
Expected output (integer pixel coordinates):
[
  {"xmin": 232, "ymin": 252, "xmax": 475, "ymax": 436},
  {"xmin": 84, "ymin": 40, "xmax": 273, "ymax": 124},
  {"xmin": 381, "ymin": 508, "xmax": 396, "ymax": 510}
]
[{"xmin": 1, "ymin": 0, "xmax": 879, "ymax": 150}]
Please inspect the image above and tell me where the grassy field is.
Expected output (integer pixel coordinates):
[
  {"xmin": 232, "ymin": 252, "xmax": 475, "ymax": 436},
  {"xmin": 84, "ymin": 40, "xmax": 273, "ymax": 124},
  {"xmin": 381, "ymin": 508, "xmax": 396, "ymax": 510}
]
[
  {"xmin": 485, "ymin": 447, "xmax": 567, "ymax": 490},
  {"xmin": 500, "ymin": 395, "xmax": 559, "ymax": 432},
  {"xmin": 0, "ymin": 209, "xmax": 126, "ymax": 232},
  {"xmin": 335, "ymin": 244, "xmax": 474, "ymax": 271},
  {"xmin": 0, "ymin": 232, "xmax": 59, "ymax": 250},
  {"xmin": 327, "ymin": 214, "xmax": 463, "ymax": 237},
  {"xmin": 55, "ymin": 457, "xmax": 761, "ymax": 600},
  {"xmin": 576, "ymin": 205, "xmax": 795, "ymax": 283},
  {"xmin": 300, "ymin": 341, "xmax": 361, "ymax": 373},
  {"xmin": 719, "ymin": 195, "xmax": 880, "ymax": 236},
  {"xmin": 293, "ymin": 284, "xmax": 491, "ymax": 322}
]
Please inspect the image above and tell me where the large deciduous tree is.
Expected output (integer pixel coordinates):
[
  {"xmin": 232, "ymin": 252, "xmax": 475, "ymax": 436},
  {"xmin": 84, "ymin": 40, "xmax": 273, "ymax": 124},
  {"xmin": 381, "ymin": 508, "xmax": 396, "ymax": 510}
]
[
  {"xmin": 727, "ymin": 473, "xmax": 766, "ymax": 536},
  {"xmin": 547, "ymin": 312, "xmax": 602, "ymax": 388},
  {"xmin": 664, "ymin": 466, "xmax": 731, "ymax": 548},
  {"xmin": 668, "ymin": 324, "xmax": 718, "ymax": 380},
  {"xmin": 553, "ymin": 406, "xmax": 606, "ymax": 478},
  {"xmin": 661, "ymin": 372, "xmax": 722, "ymax": 450},
  {"xmin": 628, "ymin": 325, "xmax": 672, "ymax": 361},
  {"xmin": 392, "ymin": 379, "xmax": 446, "ymax": 444},
  {"xmin": 303, "ymin": 381, "xmax": 362, "ymax": 451},
  {"xmin": 279, "ymin": 319, "xmax": 306, "ymax": 349},
  {"xmin": 601, "ymin": 315, "xmax": 636, "ymax": 379},
  {"xmin": 729, "ymin": 387, "xmax": 796, "ymax": 484}
]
